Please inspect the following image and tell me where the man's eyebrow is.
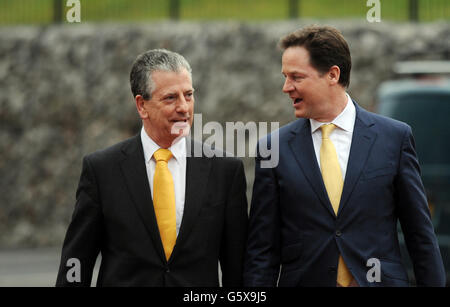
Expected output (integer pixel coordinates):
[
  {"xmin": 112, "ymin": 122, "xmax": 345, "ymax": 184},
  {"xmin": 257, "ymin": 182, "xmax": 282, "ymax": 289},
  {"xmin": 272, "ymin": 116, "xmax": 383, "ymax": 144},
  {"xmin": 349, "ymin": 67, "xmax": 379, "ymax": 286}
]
[
  {"xmin": 160, "ymin": 88, "xmax": 194, "ymax": 97},
  {"xmin": 161, "ymin": 91, "xmax": 177, "ymax": 97},
  {"xmin": 282, "ymin": 70, "xmax": 302, "ymax": 75}
]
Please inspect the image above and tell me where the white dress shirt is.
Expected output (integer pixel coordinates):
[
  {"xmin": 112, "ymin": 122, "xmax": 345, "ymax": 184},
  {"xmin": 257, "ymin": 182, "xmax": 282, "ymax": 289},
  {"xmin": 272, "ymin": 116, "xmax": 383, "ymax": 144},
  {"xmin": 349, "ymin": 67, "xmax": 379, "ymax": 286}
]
[
  {"xmin": 140, "ymin": 127, "xmax": 186, "ymax": 236},
  {"xmin": 310, "ymin": 94, "xmax": 356, "ymax": 180}
]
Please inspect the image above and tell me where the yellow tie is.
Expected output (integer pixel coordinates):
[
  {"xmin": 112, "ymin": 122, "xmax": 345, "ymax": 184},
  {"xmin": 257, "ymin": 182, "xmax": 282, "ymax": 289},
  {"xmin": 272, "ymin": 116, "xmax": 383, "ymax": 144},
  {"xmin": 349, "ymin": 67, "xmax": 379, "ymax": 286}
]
[
  {"xmin": 320, "ymin": 124, "xmax": 353, "ymax": 287},
  {"xmin": 153, "ymin": 148, "xmax": 176, "ymax": 261}
]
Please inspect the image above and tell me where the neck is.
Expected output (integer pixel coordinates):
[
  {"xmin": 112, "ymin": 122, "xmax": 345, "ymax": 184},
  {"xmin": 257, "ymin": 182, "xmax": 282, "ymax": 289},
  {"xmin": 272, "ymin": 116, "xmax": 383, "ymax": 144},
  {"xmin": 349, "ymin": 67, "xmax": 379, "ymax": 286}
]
[
  {"xmin": 143, "ymin": 125, "xmax": 175, "ymax": 149},
  {"xmin": 315, "ymin": 91, "xmax": 348, "ymax": 122}
]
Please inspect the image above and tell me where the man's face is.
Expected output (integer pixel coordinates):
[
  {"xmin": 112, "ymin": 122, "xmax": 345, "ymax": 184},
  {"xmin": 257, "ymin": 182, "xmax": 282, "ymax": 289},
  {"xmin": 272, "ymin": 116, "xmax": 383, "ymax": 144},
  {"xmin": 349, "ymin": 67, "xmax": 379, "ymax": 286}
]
[
  {"xmin": 141, "ymin": 68, "xmax": 194, "ymax": 147},
  {"xmin": 281, "ymin": 46, "xmax": 333, "ymax": 121}
]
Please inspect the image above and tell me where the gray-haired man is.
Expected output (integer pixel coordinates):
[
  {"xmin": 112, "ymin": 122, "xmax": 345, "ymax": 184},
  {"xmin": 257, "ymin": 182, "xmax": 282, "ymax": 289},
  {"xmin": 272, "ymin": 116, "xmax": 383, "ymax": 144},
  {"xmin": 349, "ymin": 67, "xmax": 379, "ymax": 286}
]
[{"xmin": 56, "ymin": 49, "xmax": 248, "ymax": 286}]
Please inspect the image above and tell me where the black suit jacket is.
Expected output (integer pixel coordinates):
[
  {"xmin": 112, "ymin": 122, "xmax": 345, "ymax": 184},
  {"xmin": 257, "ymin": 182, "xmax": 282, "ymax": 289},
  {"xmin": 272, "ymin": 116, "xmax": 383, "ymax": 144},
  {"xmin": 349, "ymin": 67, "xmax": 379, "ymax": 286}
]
[
  {"xmin": 244, "ymin": 102, "xmax": 445, "ymax": 287},
  {"xmin": 56, "ymin": 134, "xmax": 248, "ymax": 286}
]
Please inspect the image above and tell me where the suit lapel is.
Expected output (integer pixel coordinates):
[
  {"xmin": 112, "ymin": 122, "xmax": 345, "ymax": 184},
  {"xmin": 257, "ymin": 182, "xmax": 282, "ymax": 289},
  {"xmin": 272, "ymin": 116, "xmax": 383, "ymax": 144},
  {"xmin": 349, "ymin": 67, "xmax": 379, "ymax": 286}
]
[
  {"xmin": 288, "ymin": 120, "xmax": 336, "ymax": 218},
  {"xmin": 119, "ymin": 135, "xmax": 167, "ymax": 263},
  {"xmin": 169, "ymin": 140, "xmax": 211, "ymax": 264},
  {"xmin": 338, "ymin": 104, "xmax": 377, "ymax": 216}
]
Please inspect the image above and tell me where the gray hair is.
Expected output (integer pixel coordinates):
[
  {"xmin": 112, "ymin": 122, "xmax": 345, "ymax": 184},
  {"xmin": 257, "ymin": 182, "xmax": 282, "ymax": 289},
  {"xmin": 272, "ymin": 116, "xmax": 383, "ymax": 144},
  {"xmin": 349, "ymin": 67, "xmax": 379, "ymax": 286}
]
[{"xmin": 130, "ymin": 49, "xmax": 192, "ymax": 100}]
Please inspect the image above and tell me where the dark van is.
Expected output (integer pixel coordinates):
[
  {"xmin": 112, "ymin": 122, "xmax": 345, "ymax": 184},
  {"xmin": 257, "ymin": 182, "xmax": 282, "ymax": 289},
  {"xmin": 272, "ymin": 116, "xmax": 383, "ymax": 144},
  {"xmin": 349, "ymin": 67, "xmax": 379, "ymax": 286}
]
[{"xmin": 374, "ymin": 61, "xmax": 450, "ymax": 285}]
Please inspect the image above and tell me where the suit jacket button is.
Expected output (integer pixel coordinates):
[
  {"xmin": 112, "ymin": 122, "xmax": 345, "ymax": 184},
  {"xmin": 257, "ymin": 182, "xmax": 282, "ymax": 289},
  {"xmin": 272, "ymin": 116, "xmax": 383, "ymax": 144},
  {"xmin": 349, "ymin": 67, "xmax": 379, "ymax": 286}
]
[
  {"xmin": 166, "ymin": 268, "xmax": 170, "ymax": 273},
  {"xmin": 336, "ymin": 230, "xmax": 342, "ymax": 237}
]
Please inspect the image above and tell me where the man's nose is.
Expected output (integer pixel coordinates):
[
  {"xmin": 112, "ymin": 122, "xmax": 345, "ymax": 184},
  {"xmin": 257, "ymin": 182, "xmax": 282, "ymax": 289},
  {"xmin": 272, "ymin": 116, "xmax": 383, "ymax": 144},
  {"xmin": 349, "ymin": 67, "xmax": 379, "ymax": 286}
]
[
  {"xmin": 282, "ymin": 78, "xmax": 294, "ymax": 93},
  {"xmin": 176, "ymin": 95, "xmax": 189, "ymax": 113}
]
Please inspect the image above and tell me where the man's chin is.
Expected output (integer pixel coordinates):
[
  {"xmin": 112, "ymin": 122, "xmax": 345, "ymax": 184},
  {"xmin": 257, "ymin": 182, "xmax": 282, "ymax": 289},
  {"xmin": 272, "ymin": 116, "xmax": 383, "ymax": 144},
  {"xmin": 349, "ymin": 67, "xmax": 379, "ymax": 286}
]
[
  {"xmin": 171, "ymin": 122, "xmax": 191, "ymax": 139},
  {"xmin": 294, "ymin": 110, "xmax": 307, "ymax": 118}
]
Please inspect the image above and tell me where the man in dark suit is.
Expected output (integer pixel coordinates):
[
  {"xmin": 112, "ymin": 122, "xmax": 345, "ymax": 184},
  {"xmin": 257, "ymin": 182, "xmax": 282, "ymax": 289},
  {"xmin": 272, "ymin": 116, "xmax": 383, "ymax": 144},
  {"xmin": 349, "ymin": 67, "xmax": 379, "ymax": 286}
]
[
  {"xmin": 56, "ymin": 49, "xmax": 248, "ymax": 286},
  {"xmin": 244, "ymin": 25, "xmax": 445, "ymax": 287}
]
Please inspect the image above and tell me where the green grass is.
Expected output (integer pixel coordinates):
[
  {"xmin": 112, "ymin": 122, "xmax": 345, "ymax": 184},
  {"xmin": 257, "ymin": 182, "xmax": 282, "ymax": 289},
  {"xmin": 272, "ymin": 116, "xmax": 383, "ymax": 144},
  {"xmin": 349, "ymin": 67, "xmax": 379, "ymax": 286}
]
[{"xmin": 0, "ymin": 0, "xmax": 449, "ymax": 25}]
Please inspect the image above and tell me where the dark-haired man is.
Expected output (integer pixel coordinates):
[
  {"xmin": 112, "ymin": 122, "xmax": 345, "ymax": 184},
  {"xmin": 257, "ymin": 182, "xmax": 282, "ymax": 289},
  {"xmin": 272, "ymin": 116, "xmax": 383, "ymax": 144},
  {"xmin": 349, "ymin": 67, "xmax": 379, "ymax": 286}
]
[
  {"xmin": 56, "ymin": 49, "xmax": 248, "ymax": 286},
  {"xmin": 244, "ymin": 25, "xmax": 445, "ymax": 287}
]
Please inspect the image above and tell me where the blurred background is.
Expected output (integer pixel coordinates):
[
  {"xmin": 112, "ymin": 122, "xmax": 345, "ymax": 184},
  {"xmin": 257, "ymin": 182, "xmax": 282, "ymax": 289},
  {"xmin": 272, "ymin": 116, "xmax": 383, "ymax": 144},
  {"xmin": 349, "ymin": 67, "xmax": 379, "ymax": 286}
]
[{"xmin": 0, "ymin": 0, "xmax": 449, "ymax": 286}]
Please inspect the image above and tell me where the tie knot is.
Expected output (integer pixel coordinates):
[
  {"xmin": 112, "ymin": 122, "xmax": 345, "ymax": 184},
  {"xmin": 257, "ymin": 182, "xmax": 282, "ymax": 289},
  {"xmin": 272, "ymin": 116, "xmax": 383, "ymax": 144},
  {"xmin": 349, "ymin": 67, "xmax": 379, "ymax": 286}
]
[
  {"xmin": 320, "ymin": 124, "xmax": 336, "ymax": 139},
  {"xmin": 154, "ymin": 148, "xmax": 173, "ymax": 162}
]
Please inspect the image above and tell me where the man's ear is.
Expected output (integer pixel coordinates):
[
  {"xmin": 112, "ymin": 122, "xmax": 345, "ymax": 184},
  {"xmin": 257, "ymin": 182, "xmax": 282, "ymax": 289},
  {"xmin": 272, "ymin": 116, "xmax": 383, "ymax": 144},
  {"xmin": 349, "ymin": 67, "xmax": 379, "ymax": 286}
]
[
  {"xmin": 328, "ymin": 65, "xmax": 341, "ymax": 86},
  {"xmin": 135, "ymin": 95, "xmax": 148, "ymax": 119}
]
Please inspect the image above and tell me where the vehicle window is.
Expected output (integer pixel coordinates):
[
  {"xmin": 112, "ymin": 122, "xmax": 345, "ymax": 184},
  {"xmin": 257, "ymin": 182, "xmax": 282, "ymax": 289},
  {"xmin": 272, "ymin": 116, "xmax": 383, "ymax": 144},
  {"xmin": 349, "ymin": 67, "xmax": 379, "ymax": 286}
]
[{"xmin": 378, "ymin": 93, "xmax": 450, "ymax": 165}]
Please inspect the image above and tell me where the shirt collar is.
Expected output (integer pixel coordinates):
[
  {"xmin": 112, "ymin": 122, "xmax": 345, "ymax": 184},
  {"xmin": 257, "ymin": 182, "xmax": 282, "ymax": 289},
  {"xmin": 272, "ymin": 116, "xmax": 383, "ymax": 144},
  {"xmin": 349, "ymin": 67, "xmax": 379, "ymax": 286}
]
[
  {"xmin": 140, "ymin": 127, "xmax": 186, "ymax": 164},
  {"xmin": 310, "ymin": 93, "xmax": 355, "ymax": 133}
]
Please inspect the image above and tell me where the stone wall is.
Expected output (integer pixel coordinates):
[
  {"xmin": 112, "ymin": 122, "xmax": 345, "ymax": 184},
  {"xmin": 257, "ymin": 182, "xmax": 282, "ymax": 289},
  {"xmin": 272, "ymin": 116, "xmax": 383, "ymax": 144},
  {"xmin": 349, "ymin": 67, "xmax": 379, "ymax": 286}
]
[{"xmin": 1, "ymin": 20, "xmax": 449, "ymax": 248}]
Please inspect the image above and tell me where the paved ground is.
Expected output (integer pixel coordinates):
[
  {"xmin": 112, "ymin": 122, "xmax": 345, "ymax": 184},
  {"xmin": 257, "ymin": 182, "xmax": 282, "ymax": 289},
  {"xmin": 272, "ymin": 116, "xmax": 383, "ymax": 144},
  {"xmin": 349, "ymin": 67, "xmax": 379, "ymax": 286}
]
[{"xmin": 0, "ymin": 247, "xmax": 100, "ymax": 287}]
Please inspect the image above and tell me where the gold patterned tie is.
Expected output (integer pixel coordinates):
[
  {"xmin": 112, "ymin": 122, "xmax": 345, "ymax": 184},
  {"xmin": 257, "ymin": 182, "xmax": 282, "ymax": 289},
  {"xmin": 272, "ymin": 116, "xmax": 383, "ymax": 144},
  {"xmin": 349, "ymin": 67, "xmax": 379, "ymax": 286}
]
[
  {"xmin": 320, "ymin": 124, "xmax": 353, "ymax": 287},
  {"xmin": 153, "ymin": 148, "xmax": 176, "ymax": 261}
]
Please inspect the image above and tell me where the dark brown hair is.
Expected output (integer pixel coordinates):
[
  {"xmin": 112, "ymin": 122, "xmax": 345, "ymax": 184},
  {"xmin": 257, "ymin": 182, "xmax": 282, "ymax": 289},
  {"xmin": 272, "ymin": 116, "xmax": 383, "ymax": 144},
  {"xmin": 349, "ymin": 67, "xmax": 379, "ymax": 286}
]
[{"xmin": 279, "ymin": 25, "xmax": 351, "ymax": 88}]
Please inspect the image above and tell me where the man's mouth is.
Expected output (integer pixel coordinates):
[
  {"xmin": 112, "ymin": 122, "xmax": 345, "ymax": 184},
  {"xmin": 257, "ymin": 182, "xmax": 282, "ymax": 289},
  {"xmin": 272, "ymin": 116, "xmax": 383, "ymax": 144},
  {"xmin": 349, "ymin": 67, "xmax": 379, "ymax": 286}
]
[
  {"xmin": 171, "ymin": 119, "xmax": 189, "ymax": 123},
  {"xmin": 293, "ymin": 98, "xmax": 303, "ymax": 105},
  {"xmin": 171, "ymin": 119, "xmax": 191, "ymax": 136}
]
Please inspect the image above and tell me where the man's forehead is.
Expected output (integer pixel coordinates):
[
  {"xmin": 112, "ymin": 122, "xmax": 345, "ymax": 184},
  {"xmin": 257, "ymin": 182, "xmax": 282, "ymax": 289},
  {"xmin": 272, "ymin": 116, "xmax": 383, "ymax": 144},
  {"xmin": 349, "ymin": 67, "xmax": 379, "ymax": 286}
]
[
  {"xmin": 282, "ymin": 47, "xmax": 310, "ymax": 62},
  {"xmin": 158, "ymin": 84, "xmax": 194, "ymax": 93},
  {"xmin": 281, "ymin": 47, "xmax": 312, "ymax": 73},
  {"xmin": 154, "ymin": 84, "xmax": 194, "ymax": 97}
]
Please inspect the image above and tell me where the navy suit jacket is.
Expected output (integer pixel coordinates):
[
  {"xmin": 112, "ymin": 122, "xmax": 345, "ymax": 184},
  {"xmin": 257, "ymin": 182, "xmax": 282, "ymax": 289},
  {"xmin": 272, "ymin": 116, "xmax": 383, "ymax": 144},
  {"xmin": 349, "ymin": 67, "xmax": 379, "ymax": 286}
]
[{"xmin": 244, "ymin": 102, "xmax": 445, "ymax": 287}]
